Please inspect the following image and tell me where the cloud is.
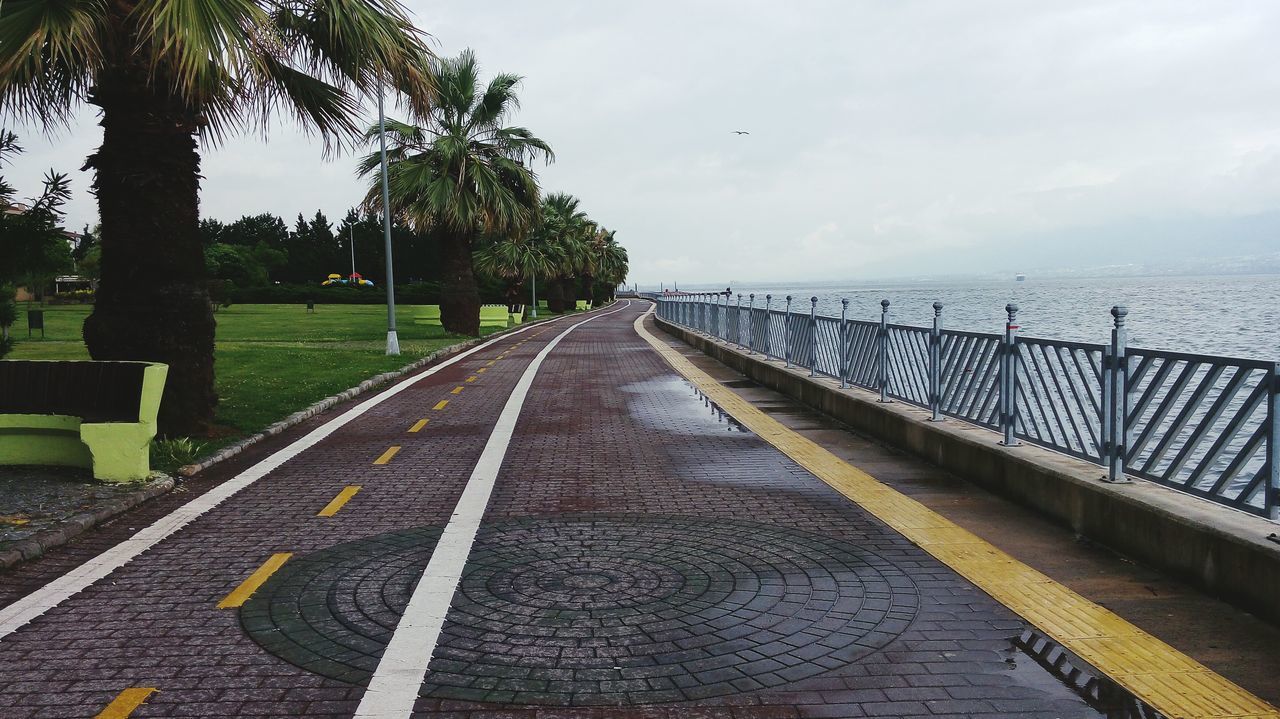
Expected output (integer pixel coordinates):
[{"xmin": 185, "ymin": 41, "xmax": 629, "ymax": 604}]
[{"xmin": 5, "ymin": 0, "xmax": 1280, "ymax": 284}]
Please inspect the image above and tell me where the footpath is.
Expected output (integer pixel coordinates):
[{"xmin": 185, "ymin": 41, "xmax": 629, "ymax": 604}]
[{"xmin": 0, "ymin": 300, "xmax": 1275, "ymax": 718}]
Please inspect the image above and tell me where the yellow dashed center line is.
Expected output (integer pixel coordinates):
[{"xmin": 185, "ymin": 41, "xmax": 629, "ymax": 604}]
[
  {"xmin": 94, "ymin": 688, "xmax": 158, "ymax": 719},
  {"xmin": 408, "ymin": 419, "xmax": 429, "ymax": 433},
  {"xmin": 218, "ymin": 553, "xmax": 292, "ymax": 609},
  {"xmin": 373, "ymin": 446, "xmax": 401, "ymax": 465},
  {"xmin": 317, "ymin": 486, "xmax": 361, "ymax": 517},
  {"xmin": 433, "ymin": 400, "xmax": 449, "ymax": 410},
  {"xmin": 476, "ymin": 368, "xmax": 487, "ymax": 374},
  {"xmin": 633, "ymin": 312, "xmax": 1280, "ymax": 719},
  {"xmin": 451, "ymin": 386, "xmax": 464, "ymax": 395},
  {"xmin": 485, "ymin": 361, "xmax": 495, "ymax": 367},
  {"xmin": 465, "ymin": 376, "xmax": 477, "ymax": 383}
]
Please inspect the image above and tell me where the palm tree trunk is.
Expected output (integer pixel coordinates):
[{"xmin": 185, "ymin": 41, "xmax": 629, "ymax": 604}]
[
  {"xmin": 81, "ymin": 69, "xmax": 217, "ymax": 437},
  {"xmin": 545, "ymin": 279, "xmax": 565, "ymax": 312},
  {"xmin": 439, "ymin": 231, "xmax": 480, "ymax": 335}
]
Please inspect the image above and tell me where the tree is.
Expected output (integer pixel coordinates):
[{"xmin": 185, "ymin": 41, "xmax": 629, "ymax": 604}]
[
  {"xmin": 0, "ymin": 0, "xmax": 436, "ymax": 436},
  {"xmin": 537, "ymin": 193, "xmax": 588, "ymax": 312},
  {"xmin": 363, "ymin": 50, "xmax": 552, "ymax": 336},
  {"xmin": 0, "ymin": 131, "xmax": 74, "ymax": 304},
  {"xmin": 476, "ymin": 232, "xmax": 555, "ymax": 310}
]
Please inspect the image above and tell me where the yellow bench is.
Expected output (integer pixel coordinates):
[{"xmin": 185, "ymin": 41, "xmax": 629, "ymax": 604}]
[
  {"xmin": 0, "ymin": 360, "xmax": 169, "ymax": 482},
  {"xmin": 479, "ymin": 305, "xmax": 511, "ymax": 330}
]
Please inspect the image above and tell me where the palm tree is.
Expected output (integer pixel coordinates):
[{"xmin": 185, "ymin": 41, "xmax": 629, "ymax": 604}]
[
  {"xmin": 475, "ymin": 233, "xmax": 554, "ymax": 311},
  {"xmin": 538, "ymin": 193, "xmax": 587, "ymax": 312},
  {"xmin": 363, "ymin": 50, "xmax": 551, "ymax": 336},
  {"xmin": 0, "ymin": 1, "xmax": 436, "ymax": 436},
  {"xmin": 596, "ymin": 234, "xmax": 629, "ymax": 302}
]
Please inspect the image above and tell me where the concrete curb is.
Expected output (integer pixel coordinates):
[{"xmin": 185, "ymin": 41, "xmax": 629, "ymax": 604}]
[
  {"xmin": 657, "ymin": 316, "xmax": 1280, "ymax": 625},
  {"xmin": 0, "ymin": 475, "xmax": 174, "ymax": 570},
  {"xmin": 178, "ymin": 308, "xmax": 594, "ymax": 477}
]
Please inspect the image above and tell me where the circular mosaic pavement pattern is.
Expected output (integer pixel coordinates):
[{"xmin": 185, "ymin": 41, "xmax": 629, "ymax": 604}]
[{"xmin": 241, "ymin": 515, "xmax": 919, "ymax": 705}]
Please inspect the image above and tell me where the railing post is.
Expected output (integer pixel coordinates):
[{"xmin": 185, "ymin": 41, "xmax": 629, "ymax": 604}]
[
  {"xmin": 764, "ymin": 294, "xmax": 773, "ymax": 359},
  {"xmin": 930, "ymin": 301, "xmax": 943, "ymax": 421},
  {"xmin": 1103, "ymin": 306, "xmax": 1130, "ymax": 482},
  {"xmin": 839, "ymin": 298, "xmax": 850, "ymax": 389},
  {"xmin": 783, "ymin": 295, "xmax": 794, "ymax": 368},
  {"xmin": 877, "ymin": 299, "xmax": 890, "ymax": 402},
  {"xmin": 808, "ymin": 296, "xmax": 818, "ymax": 376},
  {"xmin": 736, "ymin": 294, "xmax": 743, "ymax": 347},
  {"xmin": 999, "ymin": 303, "xmax": 1020, "ymax": 446},
  {"xmin": 747, "ymin": 294, "xmax": 756, "ymax": 353},
  {"xmin": 1268, "ymin": 362, "xmax": 1279, "ymax": 520}
]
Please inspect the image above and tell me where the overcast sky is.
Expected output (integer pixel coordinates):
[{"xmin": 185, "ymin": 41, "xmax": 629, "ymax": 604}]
[{"xmin": 5, "ymin": 0, "xmax": 1280, "ymax": 285}]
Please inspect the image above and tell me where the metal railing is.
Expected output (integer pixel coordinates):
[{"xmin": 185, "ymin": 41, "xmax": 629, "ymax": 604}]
[{"xmin": 655, "ymin": 293, "xmax": 1279, "ymax": 520}]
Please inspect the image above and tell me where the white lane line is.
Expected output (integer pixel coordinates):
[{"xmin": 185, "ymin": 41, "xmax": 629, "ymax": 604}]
[
  {"xmin": 353, "ymin": 300, "xmax": 633, "ymax": 719},
  {"xmin": 0, "ymin": 318, "xmax": 564, "ymax": 642}
]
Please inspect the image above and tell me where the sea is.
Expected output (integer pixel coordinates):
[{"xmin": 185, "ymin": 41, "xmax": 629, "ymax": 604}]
[{"xmin": 673, "ymin": 274, "xmax": 1280, "ymax": 361}]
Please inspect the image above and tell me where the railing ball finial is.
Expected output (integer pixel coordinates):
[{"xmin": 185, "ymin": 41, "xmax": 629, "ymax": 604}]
[
  {"xmin": 933, "ymin": 301, "xmax": 944, "ymax": 316},
  {"xmin": 810, "ymin": 296, "xmax": 818, "ymax": 306},
  {"xmin": 749, "ymin": 293, "xmax": 755, "ymax": 300},
  {"xmin": 841, "ymin": 298, "xmax": 849, "ymax": 308},
  {"xmin": 1006, "ymin": 303, "xmax": 1019, "ymax": 321},
  {"xmin": 766, "ymin": 293, "xmax": 772, "ymax": 302},
  {"xmin": 1111, "ymin": 305, "xmax": 1128, "ymax": 328},
  {"xmin": 786, "ymin": 294, "xmax": 793, "ymax": 302},
  {"xmin": 881, "ymin": 299, "xmax": 890, "ymax": 313}
]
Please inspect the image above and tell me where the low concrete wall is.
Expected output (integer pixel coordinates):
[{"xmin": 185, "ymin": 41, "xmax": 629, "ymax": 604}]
[{"xmin": 658, "ymin": 317, "xmax": 1280, "ymax": 625}]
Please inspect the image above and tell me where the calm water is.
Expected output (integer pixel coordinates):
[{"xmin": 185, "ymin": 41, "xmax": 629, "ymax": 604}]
[{"xmin": 678, "ymin": 275, "xmax": 1280, "ymax": 360}]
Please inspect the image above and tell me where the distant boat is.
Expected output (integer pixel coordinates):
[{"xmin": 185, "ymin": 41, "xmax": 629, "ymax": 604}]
[{"xmin": 1016, "ymin": 273, "xmax": 1026, "ymax": 282}]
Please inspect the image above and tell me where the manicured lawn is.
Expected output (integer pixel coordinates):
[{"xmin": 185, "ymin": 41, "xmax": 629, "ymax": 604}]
[{"xmin": 7, "ymin": 302, "xmax": 568, "ymax": 465}]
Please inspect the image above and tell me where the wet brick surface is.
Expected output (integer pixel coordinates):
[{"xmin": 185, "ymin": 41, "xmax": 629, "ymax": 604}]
[{"xmin": 0, "ymin": 303, "xmax": 1100, "ymax": 718}]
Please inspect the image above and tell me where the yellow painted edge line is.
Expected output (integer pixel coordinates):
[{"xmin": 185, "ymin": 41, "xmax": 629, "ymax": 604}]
[
  {"xmin": 451, "ymin": 386, "xmax": 464, "ymax": 395},
  {"xmin": 317, "ymin": 485, "xmax": 361, "ymax": 517},
  {"xmin": 373, "ymin": 445, "xmax": 401, "ymax": 465},
  {"xmin": 633, "ymin": 312, "xmax": 1279, "ymax": 719},
  {"xmin": 433, "ymin": 400, "xmax": 449, "ymax": 411},
  {"xmin": 217, "ymin": 553, "xmax": 292, "ymax": 609},
  {"xmin": 94, "ymin": 688, "xmax": 158, "ymax": 719},
  {"xmin": 408, "ymin": 418, "xmax": 429, "ymax": 433}
]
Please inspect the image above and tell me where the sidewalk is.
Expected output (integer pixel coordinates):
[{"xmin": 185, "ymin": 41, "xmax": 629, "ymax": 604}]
[{"xmin": 0, "ymin": 300, "xmax": 1274, "ymax": 718}]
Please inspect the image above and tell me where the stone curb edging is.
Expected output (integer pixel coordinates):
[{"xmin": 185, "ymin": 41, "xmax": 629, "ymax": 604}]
[
  {"xmin": 0, "ymin": 475, "xmax": 174, "ymax": 570},
  {"xmin": 177, "ymin": 308, "xmax": 601, "ymax": 477},
  {"xmin": 656, "ymin": 315, "xmax": 1280, "ymax": 626}
]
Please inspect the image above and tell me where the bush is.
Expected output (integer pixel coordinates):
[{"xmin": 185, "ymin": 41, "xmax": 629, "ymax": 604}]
[{"xmin": 227, "ymin": 282, "xmax": 449, "ymax": 305}]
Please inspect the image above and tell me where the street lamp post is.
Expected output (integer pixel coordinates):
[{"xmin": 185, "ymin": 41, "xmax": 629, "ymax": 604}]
[
  {"xmin": 530, "ymin": 274, "xmax": 538, "ymax": 319},
  {"xmin": 377, "ymin": 82, "xmax": 399, "ymax": 355}
]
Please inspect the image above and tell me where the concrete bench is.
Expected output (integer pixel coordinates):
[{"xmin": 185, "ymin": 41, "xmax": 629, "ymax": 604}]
[
  {"xmin": 0, "ymin": 360, "xmax": 168, "ymax": 482},
  {"xmin": 412, "ymin": 305, "xmax": 442, "ymax": 327},
  {"xmin": 575, "ymin": 300, "xmax": 590, "ymax": 311},
  {"xmin": 479, "ymin": 305, "xmax": 511, "ymax": 330}
]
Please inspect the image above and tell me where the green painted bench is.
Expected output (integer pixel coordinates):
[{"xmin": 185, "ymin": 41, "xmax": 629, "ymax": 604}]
[
  {"xmin": 575, "ymin": 300, "xmax": 591, "ymax": 311},
  {"xmin": 537, "ymin": 299, "xmax": 549, "ymax": 310},
  {"xmin": 0, "ymin": 360, "xmax": 169, "ymax": 482},
  {"xmin": 412, "ymin": 304, "xmax": 442, "ymax": 326},
  {"xmin": 479, "ymin": 305, "xmax": 511, "ymax": 330},
  {"xmin": 509, "ymin": 305, "xmax": 525, "ymax": 326}
]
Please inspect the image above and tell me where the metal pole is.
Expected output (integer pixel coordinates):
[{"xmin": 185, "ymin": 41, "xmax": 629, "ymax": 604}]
[
  {"xmin": 783, "ymin": 295, "xmax": 793, "ymax": 368},
  {"xmin": 764, "ymin": 294, "xmax": 773, "ymax": 359},
  {"xmin": 930, "ymin": 302, "xmax": 943, "ymax": 421},
  {"xmin": 377, "ymin": 82, "xmax": 399, "ymax": 355},
  {"xmin": 747, "ymin": 294, "xmax": 756, "ymax": 353},
  {"xmin": 1104, "ymin": 306, "xmax": 1130, "ymax": 481},
  {"xmin": 530, "ymin": 274, "xmax": 537, "ymax": 319},
  {"xmin": 808, "ymin": 296, "xmax": 818, "ymax": 377},
  {"xmin": 1268, "ymin": 361, "xmax": 1279, "ymax": 520},
  {"xmin": 878, "ymin": 299, "xmax": 890, "ymax": 402},
  {"xmin": 736, "ymin": 294, "xmax": 743, "ymax": 347},
  {"xmin": 839, "ymin": 298, "xmax": 849, "ymax": 389},
  {"xmin": 1000, "ymin": 303, "xmax": 1020, "ymax": 446}
]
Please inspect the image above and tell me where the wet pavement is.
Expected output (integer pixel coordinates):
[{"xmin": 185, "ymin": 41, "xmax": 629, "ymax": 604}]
[{"xmin": 0, "ymin": 301, "xmax": 1271, "ymax": 717}]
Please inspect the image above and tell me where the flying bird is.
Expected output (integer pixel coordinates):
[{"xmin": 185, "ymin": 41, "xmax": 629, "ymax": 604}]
[{"xmin": 731, "ymin": 130, "xmax": 750, "ymax": 135}]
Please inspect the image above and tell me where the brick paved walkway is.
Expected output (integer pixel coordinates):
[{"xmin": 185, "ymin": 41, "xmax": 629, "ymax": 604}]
[{"xmin": 0, "ymin": 301, "xmax": 1111, "ymax": 718}]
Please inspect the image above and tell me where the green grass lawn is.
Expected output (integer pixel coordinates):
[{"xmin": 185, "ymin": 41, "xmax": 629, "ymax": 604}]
[{"xmin": 8, "ymin": 302, "xmax": 569, "ymax": 465}]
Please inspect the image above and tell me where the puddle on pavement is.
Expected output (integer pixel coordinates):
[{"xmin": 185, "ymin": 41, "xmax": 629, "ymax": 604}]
[
  {"xmin": 1006, "ymin": 630, "xmax": 1163, "ymax": 719},
  {"xmin": 622, "ymin": 376, "xmax": 749, "ymax": 436}
]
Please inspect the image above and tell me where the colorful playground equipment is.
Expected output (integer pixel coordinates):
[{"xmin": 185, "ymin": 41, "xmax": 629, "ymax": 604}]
[{"xmin": 321, "ymin": 272, "xmax": 375, "ymax": 287}]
